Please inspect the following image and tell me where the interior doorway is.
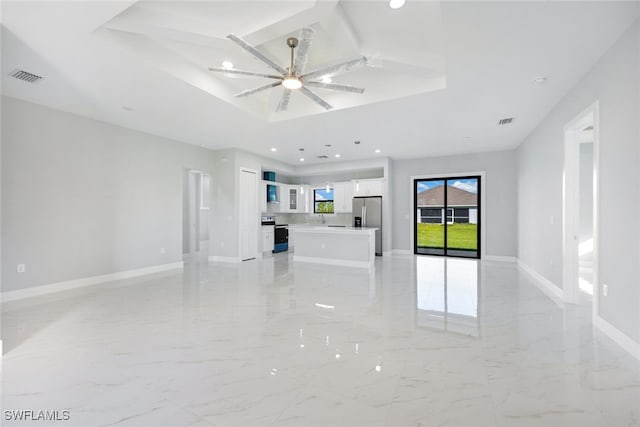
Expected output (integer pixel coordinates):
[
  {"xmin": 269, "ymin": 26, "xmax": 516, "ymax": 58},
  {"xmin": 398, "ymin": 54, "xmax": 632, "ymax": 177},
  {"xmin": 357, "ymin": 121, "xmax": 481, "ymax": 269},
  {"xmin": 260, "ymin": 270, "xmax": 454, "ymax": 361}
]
[
  {"xmin": 413, "ymin": 175, "xmax": 481, "ymax": 259},
  {"xmin": 563, "ymin": 102, "xmax": 599, "ymax": 308},
  {"xmin": 239, "ymin": 168, "xmax": 259, "ymax": 261},
  {"xmin": 183, "ymin": 169, "xmax": 211, "ymax": 261}
]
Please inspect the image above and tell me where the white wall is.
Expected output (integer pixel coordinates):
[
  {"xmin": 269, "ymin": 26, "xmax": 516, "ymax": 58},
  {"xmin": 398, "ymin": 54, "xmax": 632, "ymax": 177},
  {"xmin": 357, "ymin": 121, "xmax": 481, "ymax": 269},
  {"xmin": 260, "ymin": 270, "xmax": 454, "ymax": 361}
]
[
  {"xmin": 579, "ymin": 143, "xmax": 594, "ymax": 246},
  {"xmin": 391, "ymin": 150, "xmax": 518, "ymax": 257},
  {"xmin": 210, "ymin": 149, "xmax": 239, "ymax": 259},
  {"xmin": 1, "ymin": 96, "xmax": 217, "ymax": 291},
  {"xmin": 517, "ymin": 21, "xmax": 639, "ymax": 342}
]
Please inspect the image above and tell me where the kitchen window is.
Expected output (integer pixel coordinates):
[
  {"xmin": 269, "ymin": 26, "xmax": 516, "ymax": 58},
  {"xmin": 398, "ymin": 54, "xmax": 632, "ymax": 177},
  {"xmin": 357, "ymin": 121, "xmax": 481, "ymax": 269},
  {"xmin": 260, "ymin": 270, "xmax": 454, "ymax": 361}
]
[{"xmin": 314, "ymin": 188, "xmax": 334, "ymax": 214}]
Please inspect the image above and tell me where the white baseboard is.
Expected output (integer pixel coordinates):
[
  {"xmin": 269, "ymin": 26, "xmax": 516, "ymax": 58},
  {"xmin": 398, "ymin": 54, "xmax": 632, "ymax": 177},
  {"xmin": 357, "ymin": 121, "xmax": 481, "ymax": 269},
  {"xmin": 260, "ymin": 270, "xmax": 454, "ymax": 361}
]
[
  {"xmin": 208, "ymin": 256, "xmax": 242, "ymax": 263},
  {"xmin": 293, "ymin": 255, "xmax": 374, "ymax": 270},
  {"xmin": 517, "ymin": 259, "xmax": 564, "ymax": 305},
  {"xmin": 391, "ymin": 249, "xmax": 412, "ymax": 255},
  {"xmin": 1, "ymin": 261, "xmax": 184, "ymax": 303},
  {"xmin": 484, "ymin": 255, "xmax": 517, "ymax": 263},
  {"xmin": 594, "ymin": 314, "xmax": 640, "ymax": 361}
]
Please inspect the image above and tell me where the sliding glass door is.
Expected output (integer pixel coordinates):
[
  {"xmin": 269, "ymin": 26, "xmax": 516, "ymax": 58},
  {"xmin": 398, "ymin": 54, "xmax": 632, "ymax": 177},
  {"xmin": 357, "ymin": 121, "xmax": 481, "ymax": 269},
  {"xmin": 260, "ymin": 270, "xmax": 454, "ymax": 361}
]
[{"xmin": 414, "ymin": 176, "xmax": 480, "ymax": 258}]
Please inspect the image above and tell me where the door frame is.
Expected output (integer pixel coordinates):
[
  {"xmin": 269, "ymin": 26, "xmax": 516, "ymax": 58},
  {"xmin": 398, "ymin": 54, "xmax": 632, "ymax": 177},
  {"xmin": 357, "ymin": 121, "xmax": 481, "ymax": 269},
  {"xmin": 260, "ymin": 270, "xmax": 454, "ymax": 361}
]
[
  {"xmin": 238, "ymin": 167, "xmax": 260, "ymax": 261},
  {"xmin": 183, "ymin": 168, "xmax": 212, "ymax": 259},
  {"xmin": 563, "ymin": 101, "xmax": 599, "ymax": 310},
  {"xmin": 410, "ymin": 172, "xmax": 486, "ymax": 259}
]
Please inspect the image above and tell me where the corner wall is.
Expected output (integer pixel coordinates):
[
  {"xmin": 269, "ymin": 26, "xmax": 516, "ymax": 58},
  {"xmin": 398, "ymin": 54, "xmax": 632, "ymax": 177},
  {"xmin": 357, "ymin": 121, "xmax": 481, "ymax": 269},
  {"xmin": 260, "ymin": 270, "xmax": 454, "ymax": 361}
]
[
  {"xmin": 517, "ymin": 21, "xmax": 640, "ymax": 343},
  {"xmin": 1, "ymin": 96, "xmax": 217, "ymax": 292}
]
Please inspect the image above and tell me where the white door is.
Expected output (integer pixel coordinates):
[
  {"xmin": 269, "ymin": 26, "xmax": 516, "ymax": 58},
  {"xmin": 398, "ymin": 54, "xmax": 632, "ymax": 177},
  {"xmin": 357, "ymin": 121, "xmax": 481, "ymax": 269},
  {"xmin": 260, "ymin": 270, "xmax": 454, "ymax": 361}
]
[{"xmin": 240, "ymin": 169, "xmax": 259, "ymax": 260}]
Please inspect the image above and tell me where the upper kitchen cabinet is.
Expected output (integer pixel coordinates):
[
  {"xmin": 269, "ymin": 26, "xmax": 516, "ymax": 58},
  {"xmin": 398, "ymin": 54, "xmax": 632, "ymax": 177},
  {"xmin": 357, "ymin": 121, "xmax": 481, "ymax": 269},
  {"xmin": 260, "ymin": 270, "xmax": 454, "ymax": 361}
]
[
  {"xmin": 297, "ymin": 185, "xmax": 310, "ymax": 213},
  {"xmin": 353, "ymin": 179, "xmax": 383, "ymax": 197},
  {"xmin": 333, "ymin": 181, "xmax": 354, "ymax": 213},
  {"xmin": 287, "ymin": 185, "xmax": 298, "ymax": 212}
]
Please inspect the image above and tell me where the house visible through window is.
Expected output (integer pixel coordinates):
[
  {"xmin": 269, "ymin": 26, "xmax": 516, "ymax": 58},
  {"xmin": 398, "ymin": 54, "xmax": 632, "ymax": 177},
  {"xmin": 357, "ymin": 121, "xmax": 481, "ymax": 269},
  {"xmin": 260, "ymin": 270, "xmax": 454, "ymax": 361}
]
[{"xmin": 314, "ymin": 188, "xmax": 334, "ymax": 214}]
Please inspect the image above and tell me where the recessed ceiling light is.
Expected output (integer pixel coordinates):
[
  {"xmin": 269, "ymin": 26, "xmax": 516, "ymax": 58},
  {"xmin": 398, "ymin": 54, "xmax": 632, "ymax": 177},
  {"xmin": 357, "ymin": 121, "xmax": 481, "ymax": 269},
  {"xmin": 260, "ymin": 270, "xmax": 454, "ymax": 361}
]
[
  {"xmin": 389, "ymin": 0, "xmax": 406, "ymax": 9},
  {"xmin": 325, "ymin": 144, "xmax": 332, "ymax": 147},
  {"xmin": 299, "ymin": 158, "xmax": 305, "ymax": 162},
  {"xmin": 222, "ymin": 61, "xmax": 234, "ymax": 69},
  {"xmin": 335, "ymin": 154, "xmax": 341, "ymax": 158},
  {"xmin": 534, "ymin": 77, "xmax": 547, "ymax": 84},
  {"xmin": 270, "ymin": 147, "xmax": 277, "ymax": 152},
  {"xmin": 375, "ymin": 149, "xmax": 381, "ymax": 153},
  {"xmin": 322, "ymin": 75, "xmax": 332, "ymax": 84}
]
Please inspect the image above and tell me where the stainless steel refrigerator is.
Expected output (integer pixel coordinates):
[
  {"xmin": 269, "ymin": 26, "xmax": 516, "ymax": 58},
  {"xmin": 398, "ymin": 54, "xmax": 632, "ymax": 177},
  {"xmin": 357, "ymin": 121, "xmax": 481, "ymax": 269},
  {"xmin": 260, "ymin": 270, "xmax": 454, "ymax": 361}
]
[{"xmin": 352, "ymin": 196, "xmax": 382, "ymax": 256}]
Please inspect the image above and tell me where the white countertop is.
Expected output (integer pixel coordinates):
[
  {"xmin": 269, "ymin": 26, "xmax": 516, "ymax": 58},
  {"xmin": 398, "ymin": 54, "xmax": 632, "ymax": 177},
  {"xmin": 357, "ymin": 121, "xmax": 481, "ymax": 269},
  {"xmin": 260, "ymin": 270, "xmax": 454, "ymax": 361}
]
[{"xmin": 289, "ymin": 225, "xmax": 377, "ymax": 234}]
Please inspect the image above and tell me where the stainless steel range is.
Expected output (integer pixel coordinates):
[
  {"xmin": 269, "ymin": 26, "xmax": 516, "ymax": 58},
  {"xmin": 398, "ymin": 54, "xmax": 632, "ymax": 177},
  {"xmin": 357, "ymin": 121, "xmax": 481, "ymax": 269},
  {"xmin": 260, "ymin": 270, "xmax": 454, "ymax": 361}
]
[{"xmin": 274, "ymin": 224, "xmax": 288, "ymax": 253}]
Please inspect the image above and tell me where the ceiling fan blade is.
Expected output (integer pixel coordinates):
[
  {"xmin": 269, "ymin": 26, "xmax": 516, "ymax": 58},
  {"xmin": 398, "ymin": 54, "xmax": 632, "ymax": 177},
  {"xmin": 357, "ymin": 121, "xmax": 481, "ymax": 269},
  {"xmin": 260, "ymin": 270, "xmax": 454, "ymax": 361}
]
[
  {"xmin": 305, "ymin": 81, "xmax": 365, "ymax": 94},
  {"xmin": 208, "ymin": 67, "xmax": 282, "ymax": 80},
  {"xmin": 235, "ymin": 81, "xmax": 282, "ymax": 98},
  {"xmin": 276, "ymin": 89, "xmax": 292, "ymax": 112},
  {"xmin": 293, "ymin": 27, "xmax": 314, "ymax": 75},
  {"xmin": 300, "ymin": 87, "xmax": 333, "ymax": 110},
  {"xmin": 302, "ymin": 56, "xmax": 368, "ymax": 81},
  {"xmin": 227, "ymin": 34, "xmax": 287, "ymax": 75}
]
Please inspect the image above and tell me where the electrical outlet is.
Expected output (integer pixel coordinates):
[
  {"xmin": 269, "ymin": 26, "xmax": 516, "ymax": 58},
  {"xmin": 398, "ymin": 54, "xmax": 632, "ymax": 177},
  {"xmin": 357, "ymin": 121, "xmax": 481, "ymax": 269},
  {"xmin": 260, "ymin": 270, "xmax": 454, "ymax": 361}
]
[
  {"xmin": 17, "ymin": 264, "xmax": 26, "ymax": 273},
  {"xmin": 160, "ymin": 247, "xmax": 166, "ymax": 254},
  {"xmin": 602, "ymin": 284, "xmax": 608, "ymax": 297}
]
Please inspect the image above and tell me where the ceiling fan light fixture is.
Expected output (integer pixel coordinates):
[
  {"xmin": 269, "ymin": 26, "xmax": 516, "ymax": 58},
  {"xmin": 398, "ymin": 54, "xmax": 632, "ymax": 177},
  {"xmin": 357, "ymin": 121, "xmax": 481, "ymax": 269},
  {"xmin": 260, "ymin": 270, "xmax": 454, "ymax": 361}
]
[
  {"xmin": 282, "ymin": 76, "xmax": 302, "ymax": 90},
  {"xmin": 389, "ymin": 0, "xmax": 406, "ymax": 9}
]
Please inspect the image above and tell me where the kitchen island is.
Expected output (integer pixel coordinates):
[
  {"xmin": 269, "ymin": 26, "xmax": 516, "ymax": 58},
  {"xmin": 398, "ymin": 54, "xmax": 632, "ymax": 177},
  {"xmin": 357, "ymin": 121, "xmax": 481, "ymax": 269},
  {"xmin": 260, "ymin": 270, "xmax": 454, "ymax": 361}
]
[{"xmin": 290, "ymin": 226, "xmax": 377, "ymax": 270}]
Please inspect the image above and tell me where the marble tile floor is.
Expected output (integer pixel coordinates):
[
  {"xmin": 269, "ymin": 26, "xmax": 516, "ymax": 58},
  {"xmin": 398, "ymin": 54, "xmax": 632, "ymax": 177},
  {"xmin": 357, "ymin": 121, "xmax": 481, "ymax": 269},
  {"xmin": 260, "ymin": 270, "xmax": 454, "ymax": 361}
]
[{"xmin": 2, "ymin": 254, "xmax": 639, "ymax": 427}]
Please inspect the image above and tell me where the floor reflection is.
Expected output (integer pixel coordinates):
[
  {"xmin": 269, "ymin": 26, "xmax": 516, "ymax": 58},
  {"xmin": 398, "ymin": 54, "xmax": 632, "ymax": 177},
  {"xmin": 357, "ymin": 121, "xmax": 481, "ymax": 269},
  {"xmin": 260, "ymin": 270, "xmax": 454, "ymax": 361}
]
[{"xmin": 415, "ymin": 256, "xmax": 480, "ymax": 336}]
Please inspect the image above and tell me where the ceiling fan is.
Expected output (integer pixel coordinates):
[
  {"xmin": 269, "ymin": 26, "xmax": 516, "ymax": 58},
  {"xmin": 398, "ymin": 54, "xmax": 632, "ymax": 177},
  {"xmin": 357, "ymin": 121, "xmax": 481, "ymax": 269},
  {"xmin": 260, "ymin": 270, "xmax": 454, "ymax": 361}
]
[{"xmin": 208, "ymin": 27, "xmax": 367, "ymax": 112}]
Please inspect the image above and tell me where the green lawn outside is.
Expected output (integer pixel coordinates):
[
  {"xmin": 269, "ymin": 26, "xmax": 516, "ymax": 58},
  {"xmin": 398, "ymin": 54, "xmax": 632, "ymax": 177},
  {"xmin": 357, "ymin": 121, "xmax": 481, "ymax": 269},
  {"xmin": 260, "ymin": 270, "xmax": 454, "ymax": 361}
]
[
  {"xmin": 315, "ymin": 201, "xmax": 334, "ymax": 214},
  {"xmin": 417, "ymin": 223, "xmax": 478, "ymax": 250}
]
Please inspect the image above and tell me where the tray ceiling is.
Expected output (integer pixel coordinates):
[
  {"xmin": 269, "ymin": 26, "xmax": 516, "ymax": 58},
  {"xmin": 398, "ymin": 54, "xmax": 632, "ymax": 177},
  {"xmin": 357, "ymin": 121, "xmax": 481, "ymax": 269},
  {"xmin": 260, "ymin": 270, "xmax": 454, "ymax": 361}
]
[{"xmin": 97, "ymin": 0, "xmax": 447, "ymax": 122}]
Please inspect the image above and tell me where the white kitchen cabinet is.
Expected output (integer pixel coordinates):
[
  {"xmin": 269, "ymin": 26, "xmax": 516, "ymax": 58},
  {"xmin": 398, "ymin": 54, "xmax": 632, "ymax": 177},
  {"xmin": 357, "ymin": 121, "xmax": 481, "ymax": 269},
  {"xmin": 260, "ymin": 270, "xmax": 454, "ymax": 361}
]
[
  {"xmin": 289, "ymin": 227, "xmax": 296, "ymax": 249},
  {"xmin": 262, "ymin": 226, "xmax": 274, "ymax": 253},
  {"xmin": 278, "ymin": 184, "xmax": 297, "ymax": 213},
  {"xmin": 297, "ymin": 185, "xmax": 310, "ymax": 213},
  {"xmin": 353, "ymin": 179, "xmax": 383, "ymax": 197},
  {"xmin": 287, "ymin": 186, "xmax": 298, "ymax": 212},
  {"xmin": 333, "ymin": 181, "xmax": 354, "ymax": 213}
]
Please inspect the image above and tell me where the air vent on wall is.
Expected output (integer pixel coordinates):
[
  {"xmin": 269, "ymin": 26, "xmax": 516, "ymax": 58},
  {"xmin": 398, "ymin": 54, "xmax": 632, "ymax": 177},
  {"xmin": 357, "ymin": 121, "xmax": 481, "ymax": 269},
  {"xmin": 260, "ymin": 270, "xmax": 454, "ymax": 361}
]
[
  {"xmin": 498, "ymin": 117, "xmax": 514, "ymax": 125},
  {"xmin": 9, "ymin": 69, "xmax": 43, "ymax": 84},
  {"xmin": 316, "ymin": 155, "xmax": 328, "ymax": 159}
]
